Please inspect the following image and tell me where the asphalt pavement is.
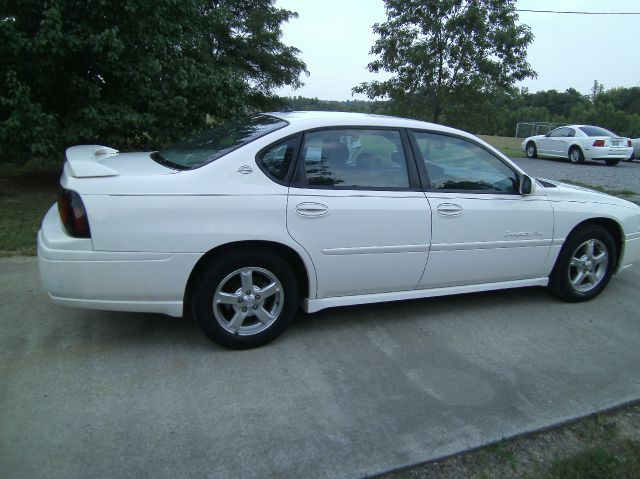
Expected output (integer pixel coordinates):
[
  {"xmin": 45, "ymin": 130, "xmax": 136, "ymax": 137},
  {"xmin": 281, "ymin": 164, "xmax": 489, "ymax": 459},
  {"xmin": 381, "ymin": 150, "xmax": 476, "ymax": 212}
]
[{"xmin": 1, "ymin": 257, "xmax": 640, "ymax": 479}]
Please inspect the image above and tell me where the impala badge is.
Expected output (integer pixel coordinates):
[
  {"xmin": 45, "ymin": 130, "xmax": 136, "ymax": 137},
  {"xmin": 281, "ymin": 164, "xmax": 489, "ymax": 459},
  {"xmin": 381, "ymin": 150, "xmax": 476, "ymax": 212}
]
[{"xmin": 238, "ymin": 165, "xmax": 253, "ymax": 174}]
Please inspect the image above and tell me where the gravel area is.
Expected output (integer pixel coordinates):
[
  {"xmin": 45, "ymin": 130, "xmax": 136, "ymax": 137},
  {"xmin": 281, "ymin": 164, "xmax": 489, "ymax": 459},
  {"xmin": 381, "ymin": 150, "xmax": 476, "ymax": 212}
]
[{"xmin": 510, "ymin": 157, "xmax": 640, "ymax": 202}]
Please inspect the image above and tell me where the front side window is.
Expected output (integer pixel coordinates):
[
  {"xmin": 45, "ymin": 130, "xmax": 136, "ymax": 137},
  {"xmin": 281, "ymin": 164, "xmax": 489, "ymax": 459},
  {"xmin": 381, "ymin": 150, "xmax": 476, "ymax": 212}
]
[
  {"xmin": 549, "ymin": 127, "xmax": 570, "ymax": 137},
  {"xmin": 152, "ymin": 115, "xmax": 288, "ymax": 169},
  {"xmin": 413, "ymin": 131, "xmax": 518, "ymax": 193},
  {"xmin": 296, "ymin": 129, "xmax": 410, "ymax": 189}
]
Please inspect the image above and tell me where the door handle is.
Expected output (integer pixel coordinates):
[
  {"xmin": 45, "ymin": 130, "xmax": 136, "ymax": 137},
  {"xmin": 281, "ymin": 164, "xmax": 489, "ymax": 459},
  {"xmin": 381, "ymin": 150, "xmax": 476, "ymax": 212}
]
[
  {"xmin": 436, "ymin": 203, "xmax": 463, "ymax": 217},
  {"xmin": 296, "ymin": 202, "xmax": 329, "ymax": 217}
]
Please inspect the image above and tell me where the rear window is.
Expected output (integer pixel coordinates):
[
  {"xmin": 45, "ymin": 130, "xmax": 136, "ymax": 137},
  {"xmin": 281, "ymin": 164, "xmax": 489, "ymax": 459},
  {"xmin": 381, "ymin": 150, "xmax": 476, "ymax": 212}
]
[
  {"xmin": 152, "ymin": 115, "xmax": 288, "ymax": 169},
  {"xmin": 579, "ymin": 126, "xmax": 618, "ymax": 137}
]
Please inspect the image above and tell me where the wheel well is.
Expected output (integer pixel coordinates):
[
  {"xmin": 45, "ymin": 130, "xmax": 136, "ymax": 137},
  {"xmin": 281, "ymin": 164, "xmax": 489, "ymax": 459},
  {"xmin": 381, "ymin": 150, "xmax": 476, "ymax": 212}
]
[
  {"xmin": 182, "ymin": 241, "xmax": 311, "ymax": 317},
  {"xmin": 567, "ymin": 218, "xmax": 623, "ymax": 268}
]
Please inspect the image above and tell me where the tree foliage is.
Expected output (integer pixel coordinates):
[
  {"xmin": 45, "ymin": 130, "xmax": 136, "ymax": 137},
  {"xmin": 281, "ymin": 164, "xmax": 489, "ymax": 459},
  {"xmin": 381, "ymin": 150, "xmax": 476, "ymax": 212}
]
[
  {"xmin": 354, "ymin": 0, "xmax": 536, "ymax": 125},
  {"xmin": 0, "ymin": 0, "xmax": 307, "ymax": 164}
]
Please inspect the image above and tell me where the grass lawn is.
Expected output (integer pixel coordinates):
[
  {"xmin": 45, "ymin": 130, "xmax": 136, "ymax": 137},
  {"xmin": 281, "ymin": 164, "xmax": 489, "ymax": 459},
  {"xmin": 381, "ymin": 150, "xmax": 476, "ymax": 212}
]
[
  {"xmin": 0, "ymin": 166, "xmax": 60, "ymax": 255},
  {"xmin": 477, "ymin": 134, "xmax": 526, "ymax": 158}
]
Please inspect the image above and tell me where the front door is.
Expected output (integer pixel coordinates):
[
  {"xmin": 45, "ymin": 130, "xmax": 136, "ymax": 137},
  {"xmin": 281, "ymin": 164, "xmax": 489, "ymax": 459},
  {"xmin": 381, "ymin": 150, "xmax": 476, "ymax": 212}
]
[{"xmin": 411, "ymin": 130, "xmax": 554, "ymax": 288}]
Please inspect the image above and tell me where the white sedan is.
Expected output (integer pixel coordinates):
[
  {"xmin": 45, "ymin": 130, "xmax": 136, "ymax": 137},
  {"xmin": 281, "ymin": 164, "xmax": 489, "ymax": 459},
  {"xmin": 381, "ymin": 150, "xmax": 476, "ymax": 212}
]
[
  {"xmin": 38, "ymin": 112, "xmax": 640, "ymax": 348},
  {"xmin": 522, "ymin": 125, "xmax": 633, "ymax": 165}
]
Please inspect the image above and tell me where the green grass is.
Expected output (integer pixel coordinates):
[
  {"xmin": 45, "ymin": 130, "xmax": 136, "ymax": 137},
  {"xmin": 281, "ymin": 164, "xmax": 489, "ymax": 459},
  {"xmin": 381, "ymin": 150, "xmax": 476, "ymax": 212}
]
[
  {"xmin": 559, "ymin": 179, "xmax": 637, "ymax": 197},
  {"xmin": 533, "ymin": 439, "xmax": 640, "ymax": 479},
  {"xmin": 477, "ymin": 134, "xmax": 527, "ymax": 158},
  {"xmin": 0, "ymin": 166, "xmax": 59, "ymax": 255}
]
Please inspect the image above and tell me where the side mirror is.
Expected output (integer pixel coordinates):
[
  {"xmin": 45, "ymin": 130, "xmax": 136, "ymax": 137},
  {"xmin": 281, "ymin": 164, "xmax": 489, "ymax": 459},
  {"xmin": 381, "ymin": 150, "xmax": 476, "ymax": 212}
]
[
  {"xmin": 519, "ymin": 175, "xmax": 534, "ymax": 195},
  {"xmin": 545, "ymin": 133, "xmax": 550, "ymax": 137}
]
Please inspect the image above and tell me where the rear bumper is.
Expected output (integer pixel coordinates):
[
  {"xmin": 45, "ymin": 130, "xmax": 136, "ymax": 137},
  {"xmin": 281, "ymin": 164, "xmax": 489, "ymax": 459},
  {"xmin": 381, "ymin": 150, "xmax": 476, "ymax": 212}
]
[
  {"xmin": 586, "ymin": 146, "xmax": 633, "ymax": 160},
  {"xmin": 37, "ymin": 205, "xmax": 199, "ymax": 317}
]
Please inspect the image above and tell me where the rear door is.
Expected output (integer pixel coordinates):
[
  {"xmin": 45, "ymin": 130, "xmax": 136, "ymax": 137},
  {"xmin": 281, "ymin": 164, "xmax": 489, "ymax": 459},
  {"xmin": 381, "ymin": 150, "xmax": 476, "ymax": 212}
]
[{"xmin": 286, "ymin": 128, "xmax": 431, "ymax": 299}]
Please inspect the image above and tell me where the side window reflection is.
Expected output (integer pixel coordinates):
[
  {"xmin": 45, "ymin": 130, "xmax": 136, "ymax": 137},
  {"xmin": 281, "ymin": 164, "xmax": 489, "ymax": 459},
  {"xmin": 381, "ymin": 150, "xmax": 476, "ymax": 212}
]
[
  {"xmin": 299, "ymin": 129, "xmax": 410, "ymax": 189},
  {"xmin": 413, "ymin": 132, "xmax": 519, "ymax": 193}
]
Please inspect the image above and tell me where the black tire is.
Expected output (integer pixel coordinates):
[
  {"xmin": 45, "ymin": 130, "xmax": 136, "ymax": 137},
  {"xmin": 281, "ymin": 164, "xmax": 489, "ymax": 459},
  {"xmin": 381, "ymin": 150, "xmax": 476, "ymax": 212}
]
[
  {"xmin": 548, "ymin": 225, "xmax": 617, "ymax": 302},
  {"xmin": 605, "ymin": 159, "xmax": 620, "ymax": 166},
  {"xmin": 568, "ymin": 146, "xmax": 584, "ymax": 164},
  {"xmin": 525, "ymin": 141, "xmax": 537, "ymax": 159},
  {"xmin": 192, "ymin": 249, "xmax": 299, "ymax": 349}
]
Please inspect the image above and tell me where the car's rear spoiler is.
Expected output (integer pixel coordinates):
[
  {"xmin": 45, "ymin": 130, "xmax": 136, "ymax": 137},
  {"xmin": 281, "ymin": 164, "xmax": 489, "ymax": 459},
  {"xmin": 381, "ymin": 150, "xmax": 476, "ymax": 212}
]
[{"xmin": 65, "ymin": 145, "xmax": 120, "ymax": 178}]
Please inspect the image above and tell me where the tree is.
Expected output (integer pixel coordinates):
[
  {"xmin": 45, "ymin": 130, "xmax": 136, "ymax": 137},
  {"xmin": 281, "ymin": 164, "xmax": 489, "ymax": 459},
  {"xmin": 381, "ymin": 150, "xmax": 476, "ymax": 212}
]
[
  {"xmin": 353, "ymin": 0, "xmax": 536, "ymax": 125},
  {"xmin": 0, "ymin": 0, "xmax": 307, "ymax": 164}
]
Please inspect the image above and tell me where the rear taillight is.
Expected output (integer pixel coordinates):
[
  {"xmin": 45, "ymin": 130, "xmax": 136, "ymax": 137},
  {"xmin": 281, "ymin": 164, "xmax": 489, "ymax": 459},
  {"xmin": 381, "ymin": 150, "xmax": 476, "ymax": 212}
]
[
  {"xmin": 593, "ymin": 140, "xmax": 605, "ymax": 147},
  {"xmin": 628, "ymin": 139, "xmax": 632, "ymax": 147},
  {"xmin": 57, "ymin": 188, "xmax": 91, "ymax": 238}
]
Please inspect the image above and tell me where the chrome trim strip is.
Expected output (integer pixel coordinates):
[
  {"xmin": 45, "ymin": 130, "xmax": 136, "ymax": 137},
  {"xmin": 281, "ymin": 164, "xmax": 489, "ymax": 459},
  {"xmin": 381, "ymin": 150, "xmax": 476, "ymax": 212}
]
[
  {"xmin": 322, "ymin": 244, "xmax": 430, "ymax": 255},
  {"xmin": 430, "ymin": 239, "xmax": 553, "ymax": 252}
]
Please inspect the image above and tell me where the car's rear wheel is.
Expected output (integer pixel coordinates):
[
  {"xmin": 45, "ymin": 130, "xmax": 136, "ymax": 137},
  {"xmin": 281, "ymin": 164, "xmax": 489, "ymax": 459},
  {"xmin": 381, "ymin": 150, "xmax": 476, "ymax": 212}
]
[
  {"xmin": 605, "ymin": 159, "xmax": 620, "ymax": 166},
  {"xmin": 548, "ymin": 225, "xmax": 616, "ymax": 302},
  {"xmin": 568, "ymin": 146, "xmax": 584, "ymax": 164},
  {"xmin": 525, "ymin": 142, "xmax": 537, "ymax": 159},
  {"xmin": 192, "ymin": 249, "xmax": 299, "ymax": 349}
]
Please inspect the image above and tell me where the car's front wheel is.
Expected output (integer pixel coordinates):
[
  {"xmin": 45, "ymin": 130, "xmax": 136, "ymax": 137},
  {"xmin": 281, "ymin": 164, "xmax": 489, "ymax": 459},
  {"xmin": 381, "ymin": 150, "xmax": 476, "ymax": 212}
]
[
  {"xmin": 525, "ymin": 142, "xmax": 537, "ymax": 159},
  {"xmin": 548, "ymin": 225, "xmax": 617, "ymax": 302},
  {"xmin": 568, "ymin": 146, "xmax": 584, "ymax": 164},
  {"xmin": 192, "ymin": 249, "xmax": 299, "ymax": 349}
]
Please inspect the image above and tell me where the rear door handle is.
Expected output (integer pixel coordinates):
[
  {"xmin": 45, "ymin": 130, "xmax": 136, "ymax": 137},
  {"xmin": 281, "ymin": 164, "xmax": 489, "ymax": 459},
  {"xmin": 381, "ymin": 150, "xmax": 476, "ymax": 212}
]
[
  {"xmin": 436, "ymin": 203, "xmax": 463, "ymax": 217},
  {"xmin": 296, "ymin": 202, "xmax": 329, "ymax": 217}
]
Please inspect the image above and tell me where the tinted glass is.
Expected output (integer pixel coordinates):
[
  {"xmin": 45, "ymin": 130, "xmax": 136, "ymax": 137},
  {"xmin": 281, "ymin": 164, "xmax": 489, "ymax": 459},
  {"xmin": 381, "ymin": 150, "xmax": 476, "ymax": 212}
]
[
  {"xmin": 257, "ymin": 137, "xmax": 298, "ymax": 181},
  {"xmin": 299, "ymin": 129, "xmax": 409, "ymax": 188},
  {"xmin": 152, "ymin": 115, "xmax": 287, "ymax": 169},
  {"xmin": 413, "ymin": 131, "xmax": 518, "ymax": 192},
  {"xmin": 549, "ymin": 127, "xmax": 569, "ymax": 137},
  {"xmin": 579, "ymin": 126, "xmax": 618, "ymax": 137}
]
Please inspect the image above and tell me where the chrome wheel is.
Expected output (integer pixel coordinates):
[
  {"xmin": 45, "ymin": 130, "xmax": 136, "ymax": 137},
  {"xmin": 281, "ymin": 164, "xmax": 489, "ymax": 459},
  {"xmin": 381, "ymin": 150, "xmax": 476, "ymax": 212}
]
[
  {"xmin": 213, "ymin": 267, "xmax": 284, "ymax": 336},
  {"xmin": 569, "ymin": 148, "xmax": 582, "ymax": 163},
  {"xmin": 568, "ymin": 239, "xmax": 608, "ymax": 293},
  {"xmin": 526, "ymin": 143, "xmax": 536, "ymax": 158}
]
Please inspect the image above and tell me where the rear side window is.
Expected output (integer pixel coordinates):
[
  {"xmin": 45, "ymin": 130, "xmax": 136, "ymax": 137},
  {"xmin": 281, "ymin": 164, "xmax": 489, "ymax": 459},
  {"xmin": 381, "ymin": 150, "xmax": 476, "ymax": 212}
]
[
  {"xmin": 296, "ymin": 129, "xmax": 410, "ymax": 189},
  {"xmin": 152, "ymin": 115, "xmax": 288, "ymax": 169},
  {"xmin": 256, "ymin": 137, "xmax": 299, "ymax": 181}
]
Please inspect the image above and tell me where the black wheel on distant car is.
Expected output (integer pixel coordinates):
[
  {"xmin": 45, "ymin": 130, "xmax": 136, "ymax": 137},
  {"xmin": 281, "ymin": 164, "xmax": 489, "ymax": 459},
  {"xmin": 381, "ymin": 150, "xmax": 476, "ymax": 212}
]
[
  {"xmin": 525, "ymin": 141, "xmax": 537, "ymax": 159},
  {"xmin": 548, "ymin": 225, "xmax": 617, "ymax": 302},
  {"xmin": 568, "ymin": 146, "xmax": 584, "ymax": 164},
  {"xmin": 605, "ymin": 159, "xmax": 620, "ymax": 166},
  {"xmin": 192, "ymin": 249, "xmax": 299, "ymax": 349}
]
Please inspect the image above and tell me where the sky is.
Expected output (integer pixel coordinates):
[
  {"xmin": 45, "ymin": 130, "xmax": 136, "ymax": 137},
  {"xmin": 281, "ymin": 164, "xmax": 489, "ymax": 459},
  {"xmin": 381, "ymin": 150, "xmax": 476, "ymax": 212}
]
[{"xmin": 274, "ymin": 0, "xmax": 640, "ymax": 100}]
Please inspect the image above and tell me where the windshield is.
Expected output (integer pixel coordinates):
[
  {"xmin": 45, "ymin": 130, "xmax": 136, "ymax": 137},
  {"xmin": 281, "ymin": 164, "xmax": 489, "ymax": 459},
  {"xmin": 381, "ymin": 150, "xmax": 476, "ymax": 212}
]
[
  {"xmin": 152, "ymin": 115, "xmax": 288, "ymax": 169},
  {"xmin": 579, "ymin": 126, "xmax": 618, "ymax": 137}
]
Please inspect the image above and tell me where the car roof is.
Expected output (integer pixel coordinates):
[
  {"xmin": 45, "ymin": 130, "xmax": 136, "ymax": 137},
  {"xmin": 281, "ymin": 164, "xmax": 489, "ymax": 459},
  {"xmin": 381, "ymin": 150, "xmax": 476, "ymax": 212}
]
[{"xmin": 265, "ymin": 110, "xmax": 473, "ymax": 138}]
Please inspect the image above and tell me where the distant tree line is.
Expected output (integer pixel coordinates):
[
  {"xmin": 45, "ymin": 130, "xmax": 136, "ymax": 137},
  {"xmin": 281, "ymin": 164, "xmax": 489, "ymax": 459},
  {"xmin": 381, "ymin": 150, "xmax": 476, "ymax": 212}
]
[{"xmin": 283, "ymin": 84, "xmax": 640, "ymax": 139}]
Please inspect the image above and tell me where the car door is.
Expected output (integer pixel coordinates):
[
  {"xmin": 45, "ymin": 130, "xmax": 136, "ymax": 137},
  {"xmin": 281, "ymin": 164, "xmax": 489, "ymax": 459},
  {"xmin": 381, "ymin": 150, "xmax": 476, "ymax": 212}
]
[
  {"xmin": 411, "ymin": 131, "xmax": 554, "ymax": 288},
  {"xmin": 286, "ymin": 128, "xmax": 431, "ymax": 298},
  {"xmin": 546, "ymin": 127, "xmax": 571, "ymax": 156}
]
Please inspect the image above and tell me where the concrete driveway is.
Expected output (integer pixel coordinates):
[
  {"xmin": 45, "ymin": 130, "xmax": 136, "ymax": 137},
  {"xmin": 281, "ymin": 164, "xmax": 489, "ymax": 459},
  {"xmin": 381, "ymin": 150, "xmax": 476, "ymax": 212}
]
[{"xmin": 2, "ymin": 257, "xmax": 640, "ymax": 479}]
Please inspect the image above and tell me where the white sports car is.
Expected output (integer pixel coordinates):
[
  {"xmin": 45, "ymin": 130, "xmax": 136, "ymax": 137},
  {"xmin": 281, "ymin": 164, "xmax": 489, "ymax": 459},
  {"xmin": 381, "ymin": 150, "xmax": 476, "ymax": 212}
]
[
  {"xmin": 38, "ymin": 112, "xmax": 640, "ymax": 348},
  {"xmin": 522, "ymin": 125, "xmax": 633, "ymax": 165}
]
